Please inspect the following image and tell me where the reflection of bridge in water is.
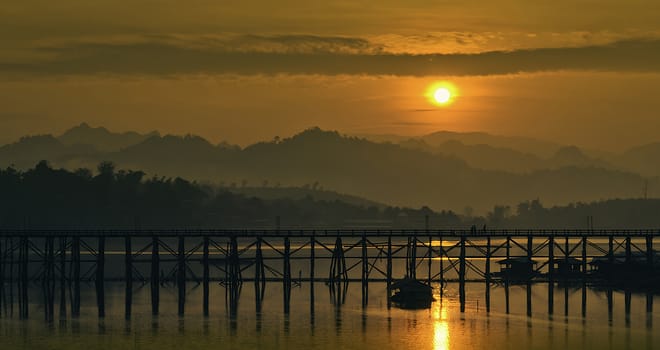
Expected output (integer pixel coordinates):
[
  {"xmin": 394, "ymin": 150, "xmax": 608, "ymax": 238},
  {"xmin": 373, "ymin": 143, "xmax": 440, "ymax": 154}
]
[{"xmin": 0, "ymin": 228, "xmax": 658, "ymax": 326}]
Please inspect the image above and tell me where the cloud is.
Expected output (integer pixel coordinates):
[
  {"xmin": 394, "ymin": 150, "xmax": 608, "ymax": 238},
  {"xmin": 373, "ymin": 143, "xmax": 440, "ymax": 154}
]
[{"xmin": 3, "ymin": 35, "xmax": 660, "ymax": 77}]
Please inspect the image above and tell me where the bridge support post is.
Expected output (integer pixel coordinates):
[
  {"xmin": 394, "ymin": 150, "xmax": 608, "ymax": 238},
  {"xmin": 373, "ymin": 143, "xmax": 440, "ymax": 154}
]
[
  {"xmin": 283, "ymin": 236, "xmax": 291, "ymax": 314},
  {"xmin": 151, "ymin": 237, "xmax": 160, "ymax": 316},
  {"xmin": 19, "ymin": 237, "xmax": 29, "ymax": 319},
  {"xmin": 526, "ymin": 235, "xmax": 532, "ymax": 317},
  {"xmin": 254, "ymin": 236, "xmax": 265, "ymax": 313},
  {"xmin": 44, "ymin": 236, "xmax": 55, "ymax": 323},
  {"xmin": 361, "ymin": 234, "xmax": 368, "ymax": 307},
  {"xmin": 581, "ymin": 236, "xmax": 587, "ymax": 318},
  {"xmin": 386, "ymin": 236, "xmax": 392, "ymax": 309},
  {"xmin": 177, "ymin": 236, "xmax": 185, "ymax": 317},
  {"xmin": 459, "ymin": 233, "xmax": 466, "ymax": 313},
  {"xmin": 203, "ymin": 236, "xmax": 209, "ymax": 317},
  {"xmin": 96, "ymin": 237, "xmax": 105, "ymax": 318},
  {"xmin": 71, "ymin": 236, "xmax": 80, "ymax": 318},
  {"xmin": 646, "ymin": 235, "xmax": 653, "ymax": 328},
  {"xmin": 58, "ymin": 237, "xmax": 66, "ymax": 322},
  {"xmin": 439, "ymin": 234, "xmax": 444, "ymax": 287},
  {"xmin": 125, "ymin": 235, "xmax": 132, "ymax": 320},
  {"xmin": 485, "ymin": 236, "xmax": 491, "ymax": 313},
  {"xmin": 8, "ymin": 237, "xmax": 14, "ymax": 318},
  {"xmin": 548, "ymin": 235, "xmax": 554, "ymax": 316},
  {"xmin": 310, "ymin": 233, "xmax": 315, "ymax": 307},
  {"xmin": 625, "ymin": 290, "xmax": 631, "ymax": 327}
]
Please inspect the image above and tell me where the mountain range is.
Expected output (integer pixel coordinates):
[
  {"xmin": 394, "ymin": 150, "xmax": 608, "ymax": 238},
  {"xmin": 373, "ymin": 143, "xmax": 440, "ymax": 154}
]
[{"xmin": 0, "ymin": 123, "xmax": 658, "ymax": 214}]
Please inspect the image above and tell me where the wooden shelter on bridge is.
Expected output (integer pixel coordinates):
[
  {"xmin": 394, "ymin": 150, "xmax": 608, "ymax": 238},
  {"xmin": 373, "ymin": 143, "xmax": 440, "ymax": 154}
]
[
  {"xmin": 551, "ymin": 257, "xmax": 585, "ymax": 279},
  {"xmin": 492, "ymin": 257, "xmax": 538, "ymax": 282}
]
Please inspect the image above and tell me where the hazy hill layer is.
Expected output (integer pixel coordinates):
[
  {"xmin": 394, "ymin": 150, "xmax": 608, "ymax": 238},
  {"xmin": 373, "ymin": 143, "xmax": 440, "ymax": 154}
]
[{"xmin": 1, "ymin": 126, "xmax": 655, "ymax": 214}]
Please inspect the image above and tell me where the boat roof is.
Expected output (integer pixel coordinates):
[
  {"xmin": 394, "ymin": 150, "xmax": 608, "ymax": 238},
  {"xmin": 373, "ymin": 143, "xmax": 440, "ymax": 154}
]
[{"xmin": 390, "ymin": 278, "xmax": 433, "ymax": 291}]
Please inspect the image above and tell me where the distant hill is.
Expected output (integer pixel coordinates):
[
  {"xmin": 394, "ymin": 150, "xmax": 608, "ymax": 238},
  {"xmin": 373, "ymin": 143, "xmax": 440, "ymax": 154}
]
[
  {"xmin": 0, "ymin": 125, "xmax": 656, "ymax": 213},
  {"xmin": 58, "ymin": 123, "xmax": 158, "ymax": 152},
  {"xmin": 399, "ymin": 139, "xmax": 615, "ymax": 173},
  {"xmin": 399, "ymin": 139, "xmax": 544, "ymax": 173},
  {"xmin": 617, "ymin": 142, "xmax": 660, "ymax": 177},
  {"xmin": 360, "ymin": 130, "xmax": 563, "ymax": 158},
  {"xmin": 0, "ymin": 135, "xmax": 96, "ymax": 169},
  {"xmin": 420, "ymin": 131, "xmax": 562, "ymax": 157}
]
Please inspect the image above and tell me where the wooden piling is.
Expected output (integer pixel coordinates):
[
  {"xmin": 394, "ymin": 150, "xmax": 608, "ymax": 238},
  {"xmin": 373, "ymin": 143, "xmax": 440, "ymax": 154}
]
[
  {"xmin": 459, "ymin": 233, "xmax": 466, "ymax": 313},
  {"xmin": 625, "ymin": 290, "xmax": 631, "ymax": 327},
  {"xmin": 526, "ymin": 282, "xmax": 532, "ymax": 317},
  {"xmin": 177, "ymin": 235, "xmax": 185, "ymax": 317},
  {"xmin": 425, "ymin": 216, "xmax": 431, "ymax": 284},
  {"xmin": 485, "ymin": 236, "xmax": 491, "ymax": 313},
  {"xmin": 9, "ymin": 237, "xmax": 14, "ymax": 318},
  {"xmin": 646, "ymin": 235, "xmax": 654, "ymax": 268},
  {"xmin": 581, "ymin": 236, "xmax": 587, "ymax": 318},
  {"xmin": 361, "ymin": 234, "xmax": 368, "ymax": 307},
  {"xmin": 310, "ymin": 233, "xmax": 315, "ymax": 298},
  {"xmin": 125, "ymin": 235, "xmax": 132, "ymax": 320},
  {"xmin": 607, "ymin": 287, "xmax": 613, "ymax": 323},
  {"xmin": 151, "ymin": 237, "xmax": 159, "ymax": 316},
  {"xmin": 58, "ymin": 237, "xmax": 66, "ymax": 321},
  {"xmin": 564, "ymin": 284, "xmax": 569, "ymax": 317},
  {"xmin": 411, "ymin": 234, "xmax": 417, "ymax": 279},
  {"xmin": 548, "ymin": 236, "xmax": 554, "ymax": 315},
  {"xmin": 526, "ymin": 236, "xmax": 532, "ymax": 316},
  {"xmin": 45, "ymin": 237, "xmax": 55, "ymax": 322},
  {"xmin": 646, "ymin": 235, "xmax": 654, "ymax": 327},
  {"xmin": 386, "ymin": 236, "xmax": 392, "ymax": 309},
  {"xmin": 427, "ymin": 235, "xmax": 432, "ymax": 285},
  {"xmin": 505, "ymin": 235, "xmax": 510, "ymax": 314},
  {"xmin": 504, "ymin": 282, "xmax": 510, "ymax": 314},
  {"xmin": 203, "ymin": 236, "xmax": 210, "ymax": 317},
  {"xmin": 96, "ymin": 237, "xmax": 105, "ymax": 318},
  {"xmin": 581, "ymin": 236, "xmax": 587, "ymax": 274},
  {"xmin": 646, "ymin": 292, "xmax": 653, "ymax": 328},
  {"xmin": 283, "ymin": 236, "xmax": 291, "ymax": 314},
  {"xmin": 20, "ymin": 237, "xmax": 28, "ymax": 319},
  {"xmin": 439, "ymin": 234, "xmax": 444, "ymax": 286},
  {"xmin": 71, "ymin": 236, "xmax": 80, "ymax": 318}
]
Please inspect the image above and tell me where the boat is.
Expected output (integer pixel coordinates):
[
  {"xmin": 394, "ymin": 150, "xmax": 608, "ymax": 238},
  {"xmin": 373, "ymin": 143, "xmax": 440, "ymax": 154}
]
[{"xmin": 390, "ymin": 278, "xmax": 434, "ymax": 309}]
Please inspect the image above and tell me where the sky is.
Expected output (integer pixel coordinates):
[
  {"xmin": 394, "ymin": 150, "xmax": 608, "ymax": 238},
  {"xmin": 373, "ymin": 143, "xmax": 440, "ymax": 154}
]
[{"xmin": 2, "ymin": 1, "xmax": 660, "ymax": 151}]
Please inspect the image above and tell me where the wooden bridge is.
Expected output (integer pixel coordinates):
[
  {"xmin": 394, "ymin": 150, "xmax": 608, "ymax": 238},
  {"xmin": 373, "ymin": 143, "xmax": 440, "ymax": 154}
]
[{"xmin": 0, "ymin": 228, "xmax": 658, "ymax": 323}]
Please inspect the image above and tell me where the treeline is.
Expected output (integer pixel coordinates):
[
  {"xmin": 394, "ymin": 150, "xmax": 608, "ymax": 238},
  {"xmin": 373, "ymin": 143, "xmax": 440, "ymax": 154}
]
[
  {"xmin": 483, "ymin": 198, "xmax": 660, "ymax": 229},
  {"xmin": 2, "ymin": 162, "xmax": 659, "ymax": 229},
  {"xmin": 0, "ymin": 162, "xmax": 461, "ymax": 229}
]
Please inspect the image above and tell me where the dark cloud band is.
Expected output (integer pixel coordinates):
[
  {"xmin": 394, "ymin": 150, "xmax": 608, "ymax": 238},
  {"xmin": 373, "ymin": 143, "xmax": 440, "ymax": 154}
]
[{"xmin": 3, "ymin": 37, "xmax": 660, "ymax": 77}]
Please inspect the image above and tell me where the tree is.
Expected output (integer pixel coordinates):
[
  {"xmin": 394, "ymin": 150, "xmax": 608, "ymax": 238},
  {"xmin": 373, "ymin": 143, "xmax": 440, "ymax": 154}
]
[{"xmin": 97, "ymin": 161, "xmax": 116, "ymax": 177}]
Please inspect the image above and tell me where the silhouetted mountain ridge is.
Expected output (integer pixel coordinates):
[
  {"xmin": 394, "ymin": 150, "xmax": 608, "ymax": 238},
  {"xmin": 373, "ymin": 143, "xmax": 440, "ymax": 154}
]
[{"xmin": 58, "ymin": 122, "xmax": 158, "ymax": 152}]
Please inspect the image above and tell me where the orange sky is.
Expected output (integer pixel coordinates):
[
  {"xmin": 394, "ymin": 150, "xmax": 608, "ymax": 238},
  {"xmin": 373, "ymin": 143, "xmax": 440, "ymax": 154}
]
[{"xmin": 2, "ymin": 1, "xmax": 660, "ymax": 151}]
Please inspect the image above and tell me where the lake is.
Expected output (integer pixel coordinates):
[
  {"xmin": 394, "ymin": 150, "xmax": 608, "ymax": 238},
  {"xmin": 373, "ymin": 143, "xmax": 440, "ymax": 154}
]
[{"xmin": 1, "ymin": 281, "xmax": 657, "ymax": 349}]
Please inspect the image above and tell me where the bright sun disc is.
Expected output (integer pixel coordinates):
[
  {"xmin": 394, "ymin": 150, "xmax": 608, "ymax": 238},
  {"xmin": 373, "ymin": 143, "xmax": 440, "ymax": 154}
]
[
  {"xmin": 426, "ymin": 82, "xmax": 457, "ymax": 106},
  {"xmin": 434, "ymin": 88, "xmax": 451, "ymax": 104}
]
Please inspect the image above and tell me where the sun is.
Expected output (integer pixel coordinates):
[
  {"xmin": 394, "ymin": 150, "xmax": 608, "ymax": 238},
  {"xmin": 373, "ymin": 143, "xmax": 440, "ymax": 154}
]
[
  {"xmin": 434, "ymin": 88, "xmax": 451, "ymax": 104},
  {"xmin": 426, "ymin": 82, "xmax": 457, "ymax": 106}
]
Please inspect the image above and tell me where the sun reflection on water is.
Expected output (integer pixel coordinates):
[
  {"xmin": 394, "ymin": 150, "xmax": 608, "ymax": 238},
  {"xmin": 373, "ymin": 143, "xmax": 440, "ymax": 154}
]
[{"xmin": 433, "ymin": 302, "xmax": 450, "ymax": 350}]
